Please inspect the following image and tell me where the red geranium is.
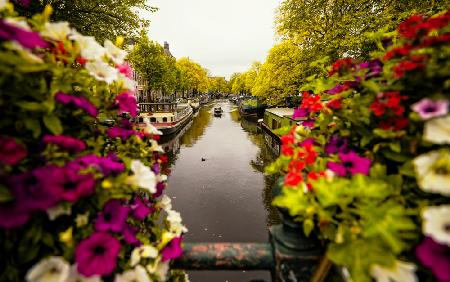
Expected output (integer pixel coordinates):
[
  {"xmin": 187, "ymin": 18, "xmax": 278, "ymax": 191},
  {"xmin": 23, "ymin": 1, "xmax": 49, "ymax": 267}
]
[
  {"xmin": 300, "ymin": 92, "xmax": 323, "ymax": 113},
  {"xmin": 328, "ymin": 58, "xmax": 354, "ymax": 76},
  {"xmin": 284, "ymin": 171, "xmax": 303, "ymax": 187},
  {"xmin": 327, "ymin": 99, "xmax": 342, "ymax": 110}
]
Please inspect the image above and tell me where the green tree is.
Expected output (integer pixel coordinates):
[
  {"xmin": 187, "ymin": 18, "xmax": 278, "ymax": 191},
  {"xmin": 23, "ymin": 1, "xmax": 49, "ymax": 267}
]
[
  {"xmin": 176, "ymin": 58, "xmax": 209, "ymax": 96},
  {"xmin": 231, "ymin": 73, "xmax": 247, "ymax": 95},
  {"xmin": 209, "ymin": 77, "xmax": 228, "ymax": 93}
]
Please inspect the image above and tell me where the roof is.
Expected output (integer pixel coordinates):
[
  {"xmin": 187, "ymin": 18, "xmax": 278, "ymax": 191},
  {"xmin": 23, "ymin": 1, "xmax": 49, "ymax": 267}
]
[{"xmin": 266, "ymin": 108, "xmax": 295, "ymax": 118}]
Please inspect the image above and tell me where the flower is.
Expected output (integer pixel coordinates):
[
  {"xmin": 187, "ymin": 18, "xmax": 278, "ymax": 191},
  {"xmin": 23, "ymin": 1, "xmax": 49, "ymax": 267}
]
[
  {"xmin": 95, "ymin": 199, "xmax": 130, "ymax": 232},
  {"xmin": 75, "ymin": 232, "xmax": 121, "ymax": 277},
  {"xmin": 129, "ymin": 160, "xmax": 157, "ymax": 193},
  {"xmin": 159, "ymin": 195, "xmax": 172, "ymax": 211},
  {"xmin": 327, "ymin": 151, "xmax": 371, "ymax": 177},
  {"xmin": 143, "ymin": 118, "xmax": 163, "ymax": 135},
  {"xmin": 324, "ymin": 136, "xmax": 348, "ymax": 155},
  {"xmin": 327, "ymin": 99, "xmax": 342, "ymax": 110},
  {"xmin": 25, "ymin": 256, "xmax": 70, "ymax": 282},
  {"xmin": 0, "ymin": 200, "xmax": 30, "ymax": 229},
  {"xmin": 424, "ymin": 115, "xmax": 450, "ymax": 144},
  {"xmin": 166, "ymin": 209, "xmax": 187, "ymax": 235},
  {"xmin": 46, "ymin": 204, "xmax": 71, "ymax": 220},
  {"xmin": 413, "ymin": 150, "xmax": 450, "ymax": 196},
  {"xmin": 117, "ymin": 73, "xmax": 136, "ymax": 91},
  {"xmin": 85, "ymin": 61, "xmax": 118, "ymax": 84},
  {"xmin": 370, "ymin": 261, "xmax": 417, "ymax": 282},
  {"xmin": 104, "ymin": 39, "xmax": 127, "ymax": 65},
  {"xmin": 0, "ymin": 136, "xmax": 27, "ymax": 165},
  {"xmin": 130, "ymin": 197, "xmax": 154, "ymax": 220},
  {"xmin": 130, "ymin": 245, "xmax": 158, "ymax": 267},
  {"xmin": 55, "ymin": 92, "xmax": 98, "ymax": 117},
  {"xmin": 422, "ymin": 205, "xmax": 450, "ymax": 246},
  {"xmin": 302, "ymin": 120, "xmax": 315, "ymax": 128},
  {"xmin": 0, "ymin": 0, "xmax": 7, "ymax": 9},
  {"xmin": 66, "ymin": 265, "xmax": 102, "ymax": 282},
  {"xmin": 71, "ymin": 34, "xmax": 106, "ymax": 61},
  {"xmin": 107, "ymin": 120, "xmax": 141, "ymax": 141},
  {"xmin": 161, "ymin": 237, "xmax": 183, "ymax": 262},
  {"xmin": 411, "ymin": 98, "xmax": 448, "ymax": 120},
  {"xmin": 326, "ymin": 83, "xmax": 349, "ymax": 94},
  {"xmin": 392, "ymin": 59, "xmax": 424, "ymax": 78},
  {"xmin": 123, "ymin": 225, "xmax": 141, "ymax": 246},
  {"xmin": 43, "ymin": 134, "xmax": 86, "ymax": 153},
  {"xmin": 0, "ymin": 19, "xmax": 50, "ymax": 49},
  {"xmin": 328, "ymin": 58, "xmax": 354, "ymax": 76},
  {"xmin": 154, "ymin": 182, "xmax": 166, "ymax": 198},
  {"xmin": 116, "ymin": 91, "xmax": 138, "ymax": 117},
  {"xmin": 293, "ymin": 108, "xmax": 309, "ymax": 119},
  {"xmin": 146, "ymin": 258, "xmax": 169, "ymax": 281},
  {"xmin": 284, "ymin": 172, "xmax": 303, "ymax": 187},
  {"xmin": 70, "ymin": 154, "xmax": 125, "ymax": 176},
  {"xmin": 115, "ymin": 265, "xmax": 151, "ymax": 282},
  {"xmin": 300, "ymin": 92, "xmax": 323, "ymax": 113},
  {"xmin": 369, "ymin": 91, "xmax": 406, "ymax": 117},
  {"xmin": 416, "ymin": 237, "xmax": 450, "ymax": 282},
  {"xmin": 41, "ymin": 22, "xmax": 72, "ymax": 41},
  {"xmin": 47, "ymin": 166, "xmax": 96, "ymax": 203},
  {"xmin": 117, "ymin": 62, "xmax": 133, "ymax": 79}
]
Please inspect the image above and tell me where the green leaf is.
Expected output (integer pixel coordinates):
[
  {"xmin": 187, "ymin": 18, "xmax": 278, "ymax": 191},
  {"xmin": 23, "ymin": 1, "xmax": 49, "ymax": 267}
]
[
  {"xmin": 18, "ymin": 102, "xmax": 43, "ymax": 111},
  {"xmin": 303, "ymin": 219, "xmax": 314, "ymax": 237},
  {"xmin": 361, "ymin": 79, "xmax": 380, "ymax": 94},
  {"xmin": 0, "ymin": 185, "xmax": 13, "ymax": 202},
  {"xmin": 24, "ymin": 118, "xmax": 41, "ymax": 138},
  {"xmin": 272, "ymin": 188, "xmax": 310, "ymax": 217},
  {"xmin": 43, "ymin": 115, "xmax": 63, "ymax": 135},
  {"xmin": 388, "ymin": 142, "xmax": 401, "ymax": 153}
]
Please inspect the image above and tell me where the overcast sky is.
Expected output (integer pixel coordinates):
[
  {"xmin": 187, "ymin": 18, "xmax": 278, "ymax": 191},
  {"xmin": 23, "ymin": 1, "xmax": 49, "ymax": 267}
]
[{"xmin": 142, "ymin": 0, "xmax": 282, "ymax": 79}]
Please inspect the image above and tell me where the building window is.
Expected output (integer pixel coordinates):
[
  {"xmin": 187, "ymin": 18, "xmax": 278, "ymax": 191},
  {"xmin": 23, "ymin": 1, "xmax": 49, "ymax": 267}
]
[
  {"xmin": 162, "ymin": 117, "xmax": 167, "ymax": 122},
  {"xmin": 150, "ymin": 117, "xmax": 157, "ymax": 122}
]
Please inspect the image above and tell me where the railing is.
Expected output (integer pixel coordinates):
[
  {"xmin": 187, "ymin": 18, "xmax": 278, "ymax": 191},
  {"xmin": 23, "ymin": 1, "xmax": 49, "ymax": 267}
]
[
  {"xmin": 139, "ymin": 103, "xmax": 177, "ymax": 113},
  {"xmin": 173, "ymin": 178, "xmax": 335, "ymax": 282}
]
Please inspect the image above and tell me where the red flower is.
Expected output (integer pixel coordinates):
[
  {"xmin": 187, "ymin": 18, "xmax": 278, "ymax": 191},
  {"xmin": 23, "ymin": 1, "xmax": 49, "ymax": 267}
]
[
  {"xmin": 281, "ymin": 145, "xmax": 294, "ymax": 156},
  {"xmin": 300, "ymin": 92, "xmax": 323, "ymax": 113},
  {"xmin": 370, "ymin": 92, "xmax": 406, "ymax": 117},
  {"xmin": 383, "ymin": 44, "xmax": 413, "ymax": 60},
  {"xmin": 159, "ymin": 155, "xmax": 168, "ymax": 163},
  {"xmin": 397, "ymin": 15, "xmax": 426, "ymax": 39},
  {"xmin": 288, "ymin": 160, "xmax": 305, "ymax": 172},
  {"xmin": 76, "ymin": 56, "xmax": 87, "ymax": 65},
  {"xmin": 0, "ymin": 137, "xmax": 27, "ymax": 165},
  {"xmin": 328, "ymin": 58, "xmax": 354, "ymax": 76},
  {"xmin": 281, "ymin": 134, "xmax": 295, "ymax": 146},
  {"xmin": 327, "ymin": 99, "xmax": 342, "ymax": 110},
  {"xmin": 307, "ymin": 171, "xmax": 326, "ymax": 181},
  {"xmin": 297, "ymin": 143, "xmax": 317, "ymax": 165},
  {"xmin": 393, "ymin": 60, "xmax": 424, "ymax": 78},
  {"xmin": 379, "ymin": 117, "xmax": 409, "ymax": 131},
  {"xmin": 284, "ymin": 172, "xmax": 303, "ymax": 187}
]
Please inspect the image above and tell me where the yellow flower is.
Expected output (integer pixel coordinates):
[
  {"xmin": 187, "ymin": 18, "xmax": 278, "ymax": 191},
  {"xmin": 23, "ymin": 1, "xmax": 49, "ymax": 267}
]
[{"xmin": 59, "ymin": 227, "xmax": 73, "ymax": 245}]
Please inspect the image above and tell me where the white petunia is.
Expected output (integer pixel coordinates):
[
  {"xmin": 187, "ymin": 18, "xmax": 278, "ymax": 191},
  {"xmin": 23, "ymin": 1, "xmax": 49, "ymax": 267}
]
[
  {"xmin": 424, "ymin": 115, "xmax": 450, "ymax": 144},
  {"xmin": 158, "ymin": 195, "xmax": 172, "ymax": 211},
  {"xmin": 114, "ymin": 265, "xmax": 151, "ymax": 282},
  {"xmin": 150, "ymin": 140, "xmax": 165, "ymax": 153},
  {"xmin": 26, "ymin": 256, "xmax": 70, "ymax": 282},
  {"xmin": 46, "ymin": 204, "xmax": 71, "ymax": 220},
  {"xmin": 66, "ymin": 265, "xmax": 102, "ymax": 282},
  {"xmin": 422, "ymin": 205, "xmax": 450, "ymax": 246},
  {"xmin": 104, "ymin": 39, "xmax": 127, "ymax": 65},
  {"xmin": 413, "ymin": 150, "xmax": 450, "ymax": 196},
  {"xmin": 143, "ymin": 118, "xmax": 163, "ymax": 135},
  {"xmin": 117, "ymin": 73, "xmax": 136, "ymax": 91},
  {"xmin": 85, "ymin": 61, "xmax": 119, "ymax": 84},
  {"xmin": 130, "ymin": 245, "xmax": 159, "ymax": 267},
  {"xmin": 129, "ymin": 160, "xmax": 157, "ymax": 193},
  {"xmin": 370, "ymin": 261, "xmax": 417, "ymax": 282},
  {"xmin": 167, "ymin": 209, "xmax": 188, "ymax": 235},
  {"xmin": 75, "ymin": 212, "xmax": 90, "ymax": 227},
  {"xmin": 146, "ymin": 259, "xmax": 169, "ymax": 282},
  {"xmin": 71, "ymin": 34, "xmax": 106, "ymax": 61},
  {"xmin": 41, "ymin": 22, "xmax": 72, "ymax": 41},
  {"xmin": 0, "ymin": 0, "xmax": 7, "ymax": 10}
]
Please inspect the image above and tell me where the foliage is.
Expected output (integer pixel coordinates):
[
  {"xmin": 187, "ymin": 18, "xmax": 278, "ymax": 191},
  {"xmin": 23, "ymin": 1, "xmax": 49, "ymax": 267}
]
[
  {"xmin": 208, "ymin": 76, "xmax": 228, "ymax": 93},
  {"xmin": 176, "ymin": 57, "xmax": 210, "ymax": 95},
  {"xmin": 0, "ymin": 3, "xmax": 187, "ymax": 282},
  {"xmin": 267, "ymin": 11, "xmax": 450, "ymax": 282}
]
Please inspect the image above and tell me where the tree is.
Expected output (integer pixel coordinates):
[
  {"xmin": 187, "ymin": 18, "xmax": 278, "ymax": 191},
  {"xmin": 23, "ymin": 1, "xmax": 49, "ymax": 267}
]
[
  {"xmin": 244, "ymin": 62, "xmax": 261, "ymax": 93},
  {"xmin": 231, "ymin": 73, "xmax": 247, "ymax": 95},
  {"xmin": 176, "ymin": 58, "xmax": 209, "ymax": 97},
  {"xmin": 14, "ymin": 0, "xmax": 156, "ymax": 43},
  {"xmin": 209, "ymin": 77, "xmax": 228, "ymax": 94}
]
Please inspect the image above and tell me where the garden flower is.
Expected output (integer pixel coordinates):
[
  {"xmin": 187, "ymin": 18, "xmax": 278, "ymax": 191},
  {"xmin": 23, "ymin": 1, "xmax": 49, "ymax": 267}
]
[
  {"xmin": 369, "ymin": 91, "xmax": 406, "ymax": 117},
  {"xmin": 129, "ymin": 160, "xmax": 157, "ymax": 193},
  {"xmin": 358, "ymin": 59, "xmax": 383, "ymax": 78},
  {"xmin": 117, "ymin": 73, "xmax": 136, "ymax": 91},
  {"xmin": 43, "ymin": 134, "xmax": 86, "ymax": 153},
  {"xmin": 411, "ymin": 98, "xmax": 448, "ymax": 120},
  {"xmin": 0, "ymin": 0, "xmax": 7, "ymax": 9},
  {"xmin": 284, "ymin": 171, "xmax": 303, "ymax": 187},
  {"xmin": 76, "ymin": 212, "xmax": 90, "ymax": 228},
  {"xmin": 116, "ymin": 91, "xmax": 138, "ymax": 117},
  {"xmin": 393, "ymin": 59, "xmax": 425, "ymax": 78},
  {"xmin": 292, "ymin": 107, "xmax": 309, "ymax": 119},
  {"xmin": 416, "ymin": 237, "xmax": 450, "ymax": 282},
  {"xmin": 0, "ymin": 19, "xmax": 50, "ymax": 49},
  {"xmin": 327, "ymin": 151, "xmax": 371, "ymax": 177},
  {"xmin": 104, "ymin": 39, "xmax": 127, "ymax": 65},
  {"xmin": 326, "ymin": 83, "xmax": 349, "ymax": 94},
  {"xmin": 115, "ymin": 265, "xmax": 151, "ymax": 282},
  {"xmin": 41, "ymin": 22, "xmax": 72, "ymax": 41},
  {"xmin": 130, "ymin": 245, "xmax": 158, "ymax": 267},
  {"xmin": 154, "ymin": 182, "xmax": 166, "ymax": 198},
  {"xmin": 95, "ymin": 199, "xmax": 130, "ymax": 232},
  {"xmin": 327, "ymin": 98, "xmax": 342, "ymax": 110},
  {"xmin": 424, "ymin": 115, "xmax": 450, "ymax": 144},
  {"xmin": 300, "ymin": 92, "xmax": 323, "ymax": 113},
  {"xmin": 370, "ymin": 261, "xmax": 417, "ymax": 282},
  {"xmin": 413, "ymin": 150, "xmax": 450, "ymax": 196},
  {"xmin": 71, "ymin": 33, "xmax": 106, "ymax": 61},
  {"xmin": 107, "ymin": 120, "xmax": 140, "ymax": 141},
  {"xmin": 6, "ymin": 41, "xmax": 44, "ymax": 63},
  {"xmin": 117, "ymin": 61, "xmax": 133, "ymax": 79},
  {"xmin": 143, "ymin": 118, "xmax": 163, "ymax": 135},
  {"xmin": 46, "ymin": 204, "xmax": 71, "ymax": 221},
  {"xmin": 55, "ymin": 92, "xmax": 98, "ymax": 117},
  {"xmin": 0, "ymin": 136, "xmax": 27, "ymax": 165},
  {"xmin": 75, "ymin": 232, "xmax": 121, "ymax": 277},
  {"xmin": 147, "ymin": 259, "xmax": 169, "ymax": 281},
  {"xmin": 25, "ymin": 256, "xmax": 70, "ymax": 282},
  {"xmin": 0, "ymin": 200, "xmax": 31, "ymax": 229},
  {"xmin": 85, "ymin": 61, "xmax": 118, "ymax": 84},
  {"xmin": 150, "ymin": 139, "xmax": 165, "ymax": 153},
  {"xmin": 167, "ymin": 209, "xmax": 188, "ymax": 235},
  {"xmin": 302, "ymin": 120, "xmax": 315, "ymax": 128},
  {"xmin": 123, "ymin": 225, "xmax": 141, "ymax": 246},
  {"xmin": 70, "ymin": 154, "xmax": 125, "ymax": 176},
  {"xmin": 66, "ymin": 265, "xmax": 101, "ymax": 282},
  {"xmin": 159, "ymin": 195, "xmax": 172, "ymax": 211},
  {"xmin": 56, "ymin": 168, "xmax": 96, "ymax": 202},
  {"xmin": 328, "ymin": 58, "xmax": 354, "ymax": 76},
  {"xmin": 130, "ymin": 197, "xmax": 154, "ymax": 220},
  {"xmin": 324, "ymin": 136, "xmax": 348, "ymax": 155},
  {"xmin": 161, "ymin": 236, "xmax": 183, "ymax": 261},
  {"xmin": 422, "ymin": 205, "xmax": 450, "ymax": 246}
]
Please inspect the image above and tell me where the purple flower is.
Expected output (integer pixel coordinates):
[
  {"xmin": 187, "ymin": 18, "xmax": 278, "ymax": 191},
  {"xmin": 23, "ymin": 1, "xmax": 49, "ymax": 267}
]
[
  {"xmin": 300, "ymin": 138, "xmax": 315, "ymax": 146},
  {"xmin": 324, "ymin": 136, "xmax": 349, "ymax": 155},
  {"xmin": 116, "ymin": 91, "xmax": 138, "ymax": 118},
  {"xmin": 358, "ymin": 59, "xmax": 383, "ymax": 78},
  {"xmin": 117, "ymin": 62, "xmax": 133, "ymax": 79},
  {"xmin": 55, "ymin": 92, "xmax": 98, "ymax": 117},
  {"xmin": 152, "ymin": 163, "xmax": 161, "ymax": 175},
  {"xmin": 0, "ymin": 136, "xmax": 27, "ymax": 165},
  {"xmin": 130, "ymin": 197, "xmax": 154, "ymax": 220},
  {"xmin": 153, "ymin": 182, "xmax": 166, "ymax": 198},
  {"xmin": 293, "ymin": 108, "xmax": 309, "ymax": 119},
  {"xmin": 95, "ymin": 199, "xmax": 130, "ymax": 232},
  {"xmin": 43, "ymin": 135, "xmax": 86, "ymax": 153},
  {"xmin": 107, "ymin": 120, "xmax": 141, "ymax": 141},
  {"xmin": 326, "ymin": 84, "xmax": 349, "ymax": 94},
  {"xmin": 416, "ymin": 237, "xmax": 450, "ymax": 282},
  {"xmin": 0, "ymin": 19, "xmax": 50, "ymax": 50},
  {"xmin": 51, "ymin": 167, "xmax": 96, "ymax": 203},
  {"xmin": 70, "ymin": 154, "xmax": 125, "ymax": 176},
  {"xmin": 411, "ymin": 98, "xmax": 448, "ymax": 120},
  {"xmin": 161, "ymin": 237, "xmax": 183, "ymax": 262},
  {"xmin": 327, "ymin": 151, "xmax": 371, "ymax": 177},
  {"xmin": 75, "ymin": 232, "xmax": 121, "ymax": 277},
  {"xmin": 302, "ymin": 120, "xmax": 315, "ymax": 128},
  {"xmin": 123, "ymin": 225, "xmax": 141, "ymax": 246}
]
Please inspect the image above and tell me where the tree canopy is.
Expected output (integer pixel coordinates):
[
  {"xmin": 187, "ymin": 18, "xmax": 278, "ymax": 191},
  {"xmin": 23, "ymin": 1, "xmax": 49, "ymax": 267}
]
[{"xmin": 176, "ymin": 57, "xmax": 210, "ymax": 95}]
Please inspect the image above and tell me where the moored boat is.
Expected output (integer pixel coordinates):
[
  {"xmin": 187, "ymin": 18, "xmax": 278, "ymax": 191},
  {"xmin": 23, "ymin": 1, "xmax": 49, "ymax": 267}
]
[
  {"xmin": 213, "ymin": 107, "xmax": 223, "ymax": 116},
  {"xmin": 238, "ymin": 97, "xmax": 267, "ymax": 119},
  {"xmin": 260, "ymin": 108, "xmax": 299, "ymax": 155}
]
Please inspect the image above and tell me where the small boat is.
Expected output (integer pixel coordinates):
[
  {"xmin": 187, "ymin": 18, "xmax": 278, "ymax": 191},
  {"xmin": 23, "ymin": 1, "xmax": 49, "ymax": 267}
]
[{"xmin": 214, "ymin": 107, "xmax": 223, "ymax": 116}]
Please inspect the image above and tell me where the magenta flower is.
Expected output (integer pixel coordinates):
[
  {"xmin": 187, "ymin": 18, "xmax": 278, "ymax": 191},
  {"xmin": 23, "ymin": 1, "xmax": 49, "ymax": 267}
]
[
  {"xmin": 107, "ymin": 120, "xmax": 141, "ymax": 141},
  {"xmin": 0, "ymin": 19, "xmax": 50, "ymax": 50},
  {"xmin": 52, "ymin": 167, "xmax": 96, "ymax": 202},
  {"xmin": 358, "ymin": 59, "xmax": 383, "ymax": 78},
  {"xmin": 300, "ymin": 138, "xmax": 315, "ymax": 147},
  {"xmin": 75, "ymin": 232, "xmax": 121, "ymax": 277},
  {"xmin": 324, "ymin": 136, "xmax": 349, "ymax": 155},
  {"xmin": 95, "ymin": 199, "xmax": 130, "ymax": 232},
  {"xmin": 416, "ymin": 237, "xmax": 450, "ymax": 282},
  {"xmin": 154, "ymin": 182, "xmax": 166, "ymax": 198},
  {"xmin": 0, "ymin": 136, "xmax": 27, "ymax": 165},
  {"xmin": 123, "ymin": 225, "xmax": 141, "ymax": 246},
  {"xmin": 302, "ymin": 120, "xmax": 315, "ymax": 128},
  {"xmin": 293, "ymin": 108, "xmax": 309, "ymax": 119},
  {"xmin": 152, "ymin": 163, "xmax": 161, "ymax": 175},
  {"xmin": 161, "ymin": 237, "xmax": 183, "ymax": 262},
  {"xmin": 55, "ymin": 92, "xmax": 98, "ymax": 117},
  {"xmin": 0, "ymin": 200, "xmax": 31, "ymax": 229},
  {"xmin": 326, "ymin": 84, "xmax": 348, "ymax": 94},
  {"xmin": 327, "ymin": 151, "xmax": 371, "ymax": 177},
  {"xmin": 411, "ymin": 98, "xmax": 448, "ymax": 120},
  {"xmin": 130, "ymin": 197, "xmax": 154, "ymax": 220},
  {"xmin": 116, "ymin": 91, "xmax": 138, "ymax": 118},
  {"xmin": 70, "ymin": 154, "xmax": 125, "ymax": 176},
  {"xmin": 43, "ymin": 135, "xmax": 86, "ymax": 153},
  {"xmin": 117, "ymin": 62, "xmax": 133, "ymax": 79}
]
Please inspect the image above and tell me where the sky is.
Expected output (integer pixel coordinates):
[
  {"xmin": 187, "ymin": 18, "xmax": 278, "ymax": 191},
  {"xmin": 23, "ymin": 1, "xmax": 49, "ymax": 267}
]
[{"xmin": 142, "ymin": 0, "xmax": 282, "ymax": 79}]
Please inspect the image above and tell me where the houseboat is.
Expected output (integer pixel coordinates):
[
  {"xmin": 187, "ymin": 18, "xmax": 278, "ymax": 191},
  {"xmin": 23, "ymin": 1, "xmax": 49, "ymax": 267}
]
[
  {"xmin": 260, "ymin": 108, "xmax": 299, "ymax": 155},
  {"xmin": 188, "ymin": 99, "xmax": 200, "ymax": 113},
  {"xmin": 136, "ymin": 102, "xmax": 193, "ymax": 136},
  {"xmin": 238, "ymin": 97, "xmax": 267, "ymax": 119}
]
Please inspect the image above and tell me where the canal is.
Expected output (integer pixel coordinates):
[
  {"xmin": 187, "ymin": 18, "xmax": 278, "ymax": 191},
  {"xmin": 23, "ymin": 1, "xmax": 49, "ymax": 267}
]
[{"xmin": 161, "ymin": 101, "xmax": 279, "ymax": 282}]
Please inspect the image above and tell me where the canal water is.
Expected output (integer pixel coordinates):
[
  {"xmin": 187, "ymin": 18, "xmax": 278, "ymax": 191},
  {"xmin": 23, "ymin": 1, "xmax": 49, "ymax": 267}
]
[{"xmin": 161, "ymin": 101, "xmax": 279, "ymax": 282}]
